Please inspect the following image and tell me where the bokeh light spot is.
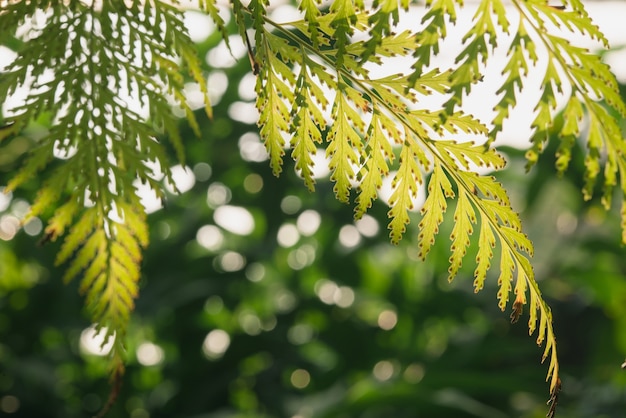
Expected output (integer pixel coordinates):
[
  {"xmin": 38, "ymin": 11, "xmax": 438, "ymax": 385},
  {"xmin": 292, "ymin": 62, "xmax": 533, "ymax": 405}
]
[
  {"xmin": 206, "ymin": 35, "xmax": 245, "ymax": 68},
  {"xmin": 290, "ymin": 369, "xmax": 311, "ymax": 389},
  {"xmin": 11, "ymin": 199, "xmax": 30, "ymax": 218},
  {"xmin": 373, "ymin": 360, "xmax": 395, "ymax": 381},
  {"xmin": 136, "ymin": 342, "xmax": 164, "ymax": 366},
  {"xmin": 238, "ymin": 71, "xmax": 257, "ymax": 101},
  {"xmin": 183, "ymin": 11, "xmax": 214, "ymax": 43},
  {"xmin": 214, "ymin": 205, "xmax": 255, "ymax": 235},
  {"xmin": 0, "ymin": 215, "xmax": 20, "ymax": 241},
  {"xmin": 0, "ymin": 395, "xmax": 20, "ymax": 414},
  {"xmin": 80, "ymin": 326, "xmax": 114, "ymax": 356},
  {"xmin": 269, "ymin": 4, "xmax": 302, "ymax": 23},
  {"xmin": 202, "ymin": 329, "xmax": 230, "ymax": 359},
  {"xmin": 130, "ymin": 408, "xmax": 149, "ymax": 418},
  {"xmin": 310, "ymin": 148, "xmax": 331, "ymax": 179},
  {"xmin": 206, "ymin": 182, "xmax": 232, "ymax": 208},
  {"xmin": 296, "ymin": 210, "xmax": 321, "ymax": 236},
  {"xmin": 355, "ymin": 214, "xmax": 379, "ymax": 237},
  {"xmin": 217, "ymin": 251, "xmax": 246, "ymax": 272},
  {"xmin": 277, "ymin": 223, "xmax": 300, "ymax": 247},
  {"xmin": 403, "ymin": 363, "xmax": 425, "ymax": 383},
  {"xmin": 207, "ymin": 71, "xmax": 229, "ymax": 105},
  {"xmin": 280, "ymin": 195, "xmax": 301, "ymax": 214},
  {"xmin": 228, "ymin": 101, "xmax": 258, "ymax": 124},
  {"xmin": 338, "ymin": 225, "xmax": 361, "ymax": 248},
  {"xmin": 239, "ymin": 132, "xmax": 268, "ymax": 163},
  {"xmin": 164, "ymin": 165, "xmax": 195, "ymax": 194},
  {"xmin": 23, "ymin": 217, "xmax": 43, "ymax": 236},
  {"xmin": 196, "ymin": 225, "xmax": 224, "ymax": 251},
  {"xmin": 156, "ymin": 221, "xmax": 171, "ymax": 240},
  {"xmin": 243, "ymin": 173, "xmax": 263, "ymax": 193},
  {"xmin": 0, "ymin": 187, "xmax": 12, "ymax": 211},
  {"xmin": 261, "ymin": 315, "xmax": 277, "ymax": 331},
  {"xmin": 193, "ymin": 162, "xmax": 212, "ymax": 182},
  {"xmin": 288, "ymin": 324, "xmax": 313, "ymax": 345},
  {"xmin": 183, "ymin": 82, "xmax": 207, "ymax": 110},
  {"xmin": 134, "ymin": 179, "xmax": 163, "ymax": 214},
  {"xmin": 287, "ymin": 245, "xmax": 316, "ymax": 270},
  {"xmin": 245, "ymin": 263, "xmax": 266, "ymax": 282},
  {"xmin": 315, "ymin": 279, "xmax": 338, "ymax": 305},
  {"xmin": 274, "ymin": 289, "xmax": 297, "ymax": 313},
  {"xmin": 204, "ymin": 296, "xmax": 224, "ymax": 315},
  {"xmin": 334, "ymin": 286, "xmax": 355, "ymax": 308},
  {"xmin": 378, "ymin": 310, "xmax": 398, "ymax": 331},
  {"xmin": 239, "ymin": 311, "xmax": 262, "ymax": 335},
  {"xmin": 556, "ymin": 211, "xmax": 577, "ymax": 235}
]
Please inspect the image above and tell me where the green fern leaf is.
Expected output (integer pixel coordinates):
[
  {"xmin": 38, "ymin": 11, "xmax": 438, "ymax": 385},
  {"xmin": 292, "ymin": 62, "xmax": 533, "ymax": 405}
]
[
  {"xmin": 496, "ymin": 248, "xmax": 515, "ymax": 310},
  {"xmin": 555, "ymin": 94, "xmax": 584, "ymax": 173},
  {"xmin": 0, "ymin": 2, "xmax": 211, "ymax": 394},
  {"xmin": 435, "ymin": 140, "xmax": 506, "ymax": 171},
  {"xmin": 290, "ymin": 58, "xmax": 326, "ymax": 191},
  {"xmin": 368, "ymin": 74, "xmax": 416, "ymax": 111},
  {"xmin": 492, "ymin": 19, "xmax": 535, "ymax": 139},
  {"xmin": 448, "ymin": 190, "xmax": 476, "ymax": 280},
  {"xmin": 388, "ymin": 140, "xmax": 424, "ymax": 244},
  {"xmin": 443, "ymin": 0, "xmax": 510, "ymax": 114},
  {"xmin": 410, "ymin": 0, "xmax": 460, "ymax": 79},
  {"xmin": 418, "ymin": 162, "xmax": 454, "ymax": 257},
  {"xmin": 326, "ymin": 82, "xmax": 364, "ymax": 203},
  {"xmin": 473, "ymin": 220, "xmax": 496, "ymax": 292},
  {"xmin": 256, "ymin": 67, "xmax": 291, "ymax": 176},
  {"xmin": 355, "ymin": 111, "xmax": 395, "ymax": 219},
  {"xmin": 360, "ymin": 0, "xmax": 402, "ymax": 62},
  {"xmin": 329, "ymin": 0, "xmax": 358, "ymax": 67},
  {"xmin": 298, "ymin": 0, "xmax": 323, "ymax": 48}
]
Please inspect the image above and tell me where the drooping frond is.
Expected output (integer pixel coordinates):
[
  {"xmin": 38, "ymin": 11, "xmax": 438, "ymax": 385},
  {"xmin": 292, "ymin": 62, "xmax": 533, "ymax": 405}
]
[
  {"xmin": 238, "ymin": 0, "xmax": 626, "ymax": 410},
  {"xmin": 0, "ymin": 1, "xmax": 210, "ymax": 387},
  {"xmin": 507, "ymin": 1, "xmax": 626, "ymax": 216},
  {"xmin": 442, "ymin": 0, "xmax": 510, "ymax": 114}
]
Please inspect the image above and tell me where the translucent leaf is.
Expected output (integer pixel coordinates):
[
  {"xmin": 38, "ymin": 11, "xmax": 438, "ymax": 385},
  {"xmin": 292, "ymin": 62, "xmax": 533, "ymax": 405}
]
[{"xmin": 448, "ymin": 190, "xmax": 476, "ymax": 281}]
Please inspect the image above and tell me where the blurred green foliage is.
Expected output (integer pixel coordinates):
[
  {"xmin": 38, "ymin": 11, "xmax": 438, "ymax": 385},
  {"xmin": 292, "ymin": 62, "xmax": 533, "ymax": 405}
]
[{"xmin": 1, "ymin": 14, "xmax": 626, "ymax": 418}]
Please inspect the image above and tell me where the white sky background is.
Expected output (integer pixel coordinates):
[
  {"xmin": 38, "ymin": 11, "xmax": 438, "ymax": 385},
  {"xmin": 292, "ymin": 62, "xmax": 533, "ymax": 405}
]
[
  {"xmin": 362, "ymin": 1, "xmax": 626, "ymax": 148},
  {"xmin": 2, "ymin": 2, "xmax": 625, "ymax": 148}
]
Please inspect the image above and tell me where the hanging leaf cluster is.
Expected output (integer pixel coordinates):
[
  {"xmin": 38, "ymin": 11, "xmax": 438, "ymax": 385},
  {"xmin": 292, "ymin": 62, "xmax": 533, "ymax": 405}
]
[
  {"xmin": 2, "ymin": 0, "xmax": 626, "ymax": 416},
  {"xmin": 0, "ymin": 0, "xmax": 216, "ymax": 387}
]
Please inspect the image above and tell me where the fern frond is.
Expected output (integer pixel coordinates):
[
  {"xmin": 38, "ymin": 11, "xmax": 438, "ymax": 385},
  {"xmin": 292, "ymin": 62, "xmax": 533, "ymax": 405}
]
[
  {"xmin": 492, "ymin": 19, "xmax": 536, "ymax": 139},
  {"xmin": 326, "ymin": 81, "xmax": 364, "ymax": 203},
  {"xmin": 433, "ymin": 162, "xmax": 558, "ymax": 395},
  {"xmin": 1, "ymin": 1, "xmax": 209, "ymax": 386},
  {"xmin": 290, "ymin": 52, "xmax": 327, "ymax": 191},
  {"xmin": 361, "ymin": 4, "xmax": 410, "ymax": 62},
  {"xmin": 513, "ymin": 0, "xmax": 626, "ymax": 246},
  {"xmin": 443, "ymin": 0, "xmax": 510, "ymax": 114},
  {"xmin": 200, "ymin": 0, "xmax": 231, "ymax": 50},
  {"xmin": 355, "ymin": 110, "xmax": 395, "ymax": 218},
  {"xmin": 329, "ymin": 0, "xmax": 358, "ymax": 67},
  {"xmin": 448, "ymin": 190, "xmax": 476, "ymax": 280},
  {"xmin": 417, "ymin": 162, "xmax": 453, "ymax": 257},
  {"xmin": 298, "ymin": 0, "xmax": 323, "ymax": 48},
  {"xmin": 251, "ymin": 5, "xmax": 565, "ymax": 402},
  {"xmin": 387, "ymin": 138, "xmax": 425, "ymax": 244},
  {"xmin": 409, "ymin": 0, "xmax": 461, "ymax": 79}
]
